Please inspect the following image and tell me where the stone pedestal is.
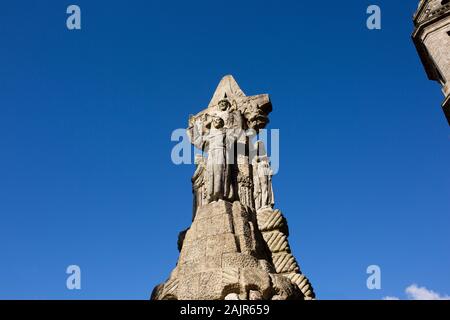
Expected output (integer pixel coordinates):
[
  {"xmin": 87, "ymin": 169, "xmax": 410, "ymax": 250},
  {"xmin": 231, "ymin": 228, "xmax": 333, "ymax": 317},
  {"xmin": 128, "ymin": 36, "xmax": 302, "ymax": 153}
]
[{"xmin": 151, "ymin": 200, "xmax": 303, "ymax": 300}]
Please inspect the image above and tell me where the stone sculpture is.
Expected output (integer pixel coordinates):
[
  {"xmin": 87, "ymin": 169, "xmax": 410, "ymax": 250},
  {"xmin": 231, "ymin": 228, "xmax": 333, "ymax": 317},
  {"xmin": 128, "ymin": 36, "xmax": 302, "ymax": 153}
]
[{"xmin": 152, "ymin": 75, "xmax": 315, "ymax": 300}]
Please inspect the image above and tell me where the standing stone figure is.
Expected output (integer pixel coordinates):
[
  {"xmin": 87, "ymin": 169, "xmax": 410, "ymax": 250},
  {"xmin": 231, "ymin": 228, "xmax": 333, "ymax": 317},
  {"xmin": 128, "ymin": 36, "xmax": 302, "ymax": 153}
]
[
  {"xmin": 190, "ymin": 98, "xmax": 241, "ymax": 204},
  {"xmin": 252, "ymin": 154, "xmax": 274, "ymax": 211},
  {"xmin": 204, "ymin": 115, "xmax": 233, "ymax": 202}
]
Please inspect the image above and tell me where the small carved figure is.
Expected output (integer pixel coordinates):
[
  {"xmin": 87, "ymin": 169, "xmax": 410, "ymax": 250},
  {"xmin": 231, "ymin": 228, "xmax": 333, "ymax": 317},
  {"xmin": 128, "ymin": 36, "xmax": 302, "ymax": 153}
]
[
  {"xmin": 192, "ymin": 154, "xmax": 206, "ymax": 220},
  {"xmin": 252, "ymin": 154, "xmax": 274, "ymax": 211}
]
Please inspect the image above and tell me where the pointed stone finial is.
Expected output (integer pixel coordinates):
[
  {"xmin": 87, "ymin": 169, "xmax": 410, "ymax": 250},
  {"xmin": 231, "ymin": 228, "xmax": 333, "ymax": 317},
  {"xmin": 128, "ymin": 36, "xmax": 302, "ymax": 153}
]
[{"xmin": 208, "ymin": 75, "xmax": 246, "ymax": 108}]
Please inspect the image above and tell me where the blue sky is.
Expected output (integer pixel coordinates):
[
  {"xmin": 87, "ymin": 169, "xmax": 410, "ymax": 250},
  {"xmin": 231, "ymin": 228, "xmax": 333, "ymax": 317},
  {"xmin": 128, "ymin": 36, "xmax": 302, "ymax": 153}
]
[{"xmin": 0, "ymin": 1, "xmax": 449, "ymax": 299}]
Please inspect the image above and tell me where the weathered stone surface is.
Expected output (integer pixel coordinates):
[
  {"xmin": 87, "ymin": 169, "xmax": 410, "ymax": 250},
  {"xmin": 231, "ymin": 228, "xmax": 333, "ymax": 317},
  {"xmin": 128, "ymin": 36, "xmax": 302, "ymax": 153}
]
[
  {"xmin": 258, "ymin": 259, "xmax": 276, "ymax": 274},
  {"xmin": 249, "ymin": 290, "xmax": 263, "ymax": 300},
  {"xmin": 206, "ymin": 234, "xmax": 238, "ymax": 257},
  {"xmin": 240, "ymin": 268, "xmax": 272, "ymax": 299},
  {"xmin": 152, "ymin": 76, "xmax": 315, "ymax": 300},
  {"xmin": 413, "ymin": 1, "xmax": 450, "ymax": 125},
  {"xmin": 269, "ymin": 274, "xmax": 299, "ymax": 300},
  {"xmin": 199, "ymin": 271, "xmax": 225, "ymax": 300},
  {"xmin": 221, "ymin": 253, "xmax": 259, "ymax": 269}
]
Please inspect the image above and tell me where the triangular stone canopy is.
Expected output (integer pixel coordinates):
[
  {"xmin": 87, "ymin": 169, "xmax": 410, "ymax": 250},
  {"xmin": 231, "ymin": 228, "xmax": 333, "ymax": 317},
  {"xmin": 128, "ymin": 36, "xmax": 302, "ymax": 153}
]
[{"xmin": 208, "ymin": 75, "xmax": 246, "ymax": 108}]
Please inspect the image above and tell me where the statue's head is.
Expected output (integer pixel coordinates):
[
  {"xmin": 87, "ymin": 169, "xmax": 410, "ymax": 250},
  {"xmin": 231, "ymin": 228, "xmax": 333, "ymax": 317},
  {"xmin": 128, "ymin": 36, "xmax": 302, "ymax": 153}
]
[
  {"xmin": 218, "ymin": 99, "xmax": 231, "ymax": 111},
  {"xmin": 243, "ymin": 99, "xmax": 272, "ymax": 131},
  {"xmin": 212, "ymin": 116, "xmax": 224, "ymax": 129}
]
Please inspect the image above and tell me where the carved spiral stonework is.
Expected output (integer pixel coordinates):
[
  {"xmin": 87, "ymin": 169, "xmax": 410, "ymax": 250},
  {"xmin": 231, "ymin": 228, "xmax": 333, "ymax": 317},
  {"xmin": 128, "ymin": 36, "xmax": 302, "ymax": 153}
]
[
  {"xmin": 262, "ymin": 230, "xmax": 289, "ymax": 253},
  {"xmin": 286, "ymin": 273, "xmax": 315, "ymax": 300},
  {"xmin": 272, "ymin": 252, "xmax": 300, "ymax": 274},
  {"xmin": 257, "ymin": 209, "xmax": 287, "ymax": 234},
  {"xmin": 257, "ymin": 207, "xmax": 316, "ymax": 300}
]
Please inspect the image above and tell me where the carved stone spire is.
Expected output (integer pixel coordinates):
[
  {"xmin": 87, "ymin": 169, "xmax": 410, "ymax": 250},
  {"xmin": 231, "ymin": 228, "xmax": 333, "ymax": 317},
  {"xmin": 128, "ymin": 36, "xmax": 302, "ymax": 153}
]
[{"xmin": 151, "ymin": 76, "xmax": 315, "ymax": 300}]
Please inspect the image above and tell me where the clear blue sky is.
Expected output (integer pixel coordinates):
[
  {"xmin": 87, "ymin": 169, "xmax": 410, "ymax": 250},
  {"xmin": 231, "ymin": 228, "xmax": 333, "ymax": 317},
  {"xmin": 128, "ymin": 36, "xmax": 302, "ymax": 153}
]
[{"xmin": 0, "ymin": 1, "xmax": 449, "ymax": 300}]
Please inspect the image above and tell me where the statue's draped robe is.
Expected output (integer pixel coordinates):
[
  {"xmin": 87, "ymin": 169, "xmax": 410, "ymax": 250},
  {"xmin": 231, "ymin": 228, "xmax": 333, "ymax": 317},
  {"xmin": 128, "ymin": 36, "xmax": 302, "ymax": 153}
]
[{"xmin": 204, "ymin": 126, "xmax": 233, "ymax": 202}]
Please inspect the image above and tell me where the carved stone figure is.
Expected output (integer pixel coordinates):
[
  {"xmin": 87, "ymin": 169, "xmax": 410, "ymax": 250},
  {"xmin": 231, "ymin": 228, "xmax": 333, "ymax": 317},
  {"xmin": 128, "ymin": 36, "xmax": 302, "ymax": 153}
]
[
  {"xmin": 204, "ymin": 115, "xmax": 233, "ymax": 202},
  {"xmin": 189, "ymin": 99, "xmax": 241, "ymax": 204},
  {"xmin": 253, "ymin": 154, "xmax": 274, "ymax": 211}
]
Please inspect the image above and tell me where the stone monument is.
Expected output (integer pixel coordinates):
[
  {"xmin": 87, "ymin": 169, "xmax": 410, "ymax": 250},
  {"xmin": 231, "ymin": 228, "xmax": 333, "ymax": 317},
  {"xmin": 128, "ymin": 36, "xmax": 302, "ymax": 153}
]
[
  {"xmin": 412, "ymin": 0, "xmax": 450, "ymax": 125},
  {"xmin": 151, "ymin": 75, "xmax": 315, "ymax": 300}
]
